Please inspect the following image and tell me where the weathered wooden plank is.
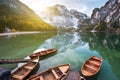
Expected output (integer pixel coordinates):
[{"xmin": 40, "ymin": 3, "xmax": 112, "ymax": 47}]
[
  {"xmin": 65, "ymin": 70, "xmax": 85, "ymax": 80},
  {"xmin": 0, "ymin": 59, "xmax": 30, "ymax": 64}
]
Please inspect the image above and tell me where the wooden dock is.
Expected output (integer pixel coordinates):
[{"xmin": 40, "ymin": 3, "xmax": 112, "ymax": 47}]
[
  {"xmin": 65, "ymin": 70, "xmax": 86, "ymax": 80},
  {"xmin": 0, "ymin": 59, "xmax": 30, "ymax": 64}
]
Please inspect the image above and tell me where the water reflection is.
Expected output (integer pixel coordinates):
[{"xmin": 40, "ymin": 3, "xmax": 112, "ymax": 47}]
[
  {"xmin": 0, "ymin": 32, "xmax": 120, "ymax": 80},
  {"xmin": 38, "ymin": 32, "xmax": 85, "ymax": 52},
  {"xmin": 0, "ymin": 32, "xmax": 56, "ymax": 69},
  {"xmin": 37, "ymin": 32, "xmax": 120, "ymax": 80},
  {"xmin": 80, "ymin": 32, "xmax": 120, "ymax": 80},
  {"xmin": 80, "ymin": 32, "xmax": 120, "ymax": 51}
]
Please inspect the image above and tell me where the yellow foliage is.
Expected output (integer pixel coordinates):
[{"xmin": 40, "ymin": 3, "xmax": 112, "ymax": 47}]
[{"xmin": 12, "ymin": 28, "xmax": 16, "ymax": 32}]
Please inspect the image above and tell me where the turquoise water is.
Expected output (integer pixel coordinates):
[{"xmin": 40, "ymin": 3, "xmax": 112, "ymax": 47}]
[
  {"xmin": 0, "ymin": 32, "xmax": 56, "ymax": 69},
  {"xmin": 0, "ymin": 32, "xmax": 120, "ymax": 80}
]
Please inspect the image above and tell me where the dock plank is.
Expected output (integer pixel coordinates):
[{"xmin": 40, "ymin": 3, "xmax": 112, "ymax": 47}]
[{"xmin": 65, "ymin": 70, "xmax": 81, "ymax": 80}]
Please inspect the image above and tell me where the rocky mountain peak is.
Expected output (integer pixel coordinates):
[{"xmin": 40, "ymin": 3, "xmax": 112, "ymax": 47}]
[
  {"xmin": 70, "ymin": 9, "xmax": 88, "ymax": 20},
  {"xmin": 91, "ymin": 0, "xmax": 120, "ymax": 25},
  {"xmin": 39, "ymin": 4, "xmax": 88, "ymax": 30}
]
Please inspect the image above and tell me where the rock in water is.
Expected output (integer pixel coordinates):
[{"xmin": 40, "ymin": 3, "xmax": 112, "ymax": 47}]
[{"xmin": 0, "ymin": 68, "xmax": 11, "ymax": 80}]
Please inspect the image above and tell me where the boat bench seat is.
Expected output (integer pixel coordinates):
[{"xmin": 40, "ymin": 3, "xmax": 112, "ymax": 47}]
[
  {"xmin": 32, "ymin": 59, "xmax": 38, "ymax": 62},
  {"xmin": 58, "ymin": 67, "xmax": 65, "ymax": 74},
  {"xmin": 24, "ymin": 66, "xmax": 33, "ymax": 70},
  {"xmin": 32, "ymin": 76, "xmax": 44, "ymax": 80},
  {"xmin": 58, "ymin": 67, "xmax": 67, "ymax": 77},
  {"xmin": 51, "ymin": 69, "xmax": 59, "ymax": 79},
  {"xmin": 89, "ymin": 61, "xmax": 100, "ymax": 67},
  {"xmin": 85, "ymin": 64, "xmax": 97, "ymax": 71},
  {"xmin": 39, "ymin": 76, "xmax": 44, "ymax": 80},
  {"xmin": 92, "ymin": 57, "xmax": 102, "ymax": 61},
  {"xmin": 82, "ymin": 70, "xmax": 92, "ymax": 76},
  {"xmin": 12, "ymin": 74, "xmax": 24, "ymax": 80}
]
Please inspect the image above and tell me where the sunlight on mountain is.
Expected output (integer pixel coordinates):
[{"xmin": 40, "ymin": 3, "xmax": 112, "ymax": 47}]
[
  {"xmin": 0, "ymin": 0, "xmax": 56, "ymax": 32},
  {"xmin": 20, "ymin": 0, "xmax": 51, "ymax": 13}
]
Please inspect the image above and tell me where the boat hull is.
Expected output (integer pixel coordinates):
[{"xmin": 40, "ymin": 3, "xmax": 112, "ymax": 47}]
[
  {"xmin": 28, "ymin": 64, "xmax": 70, "ymax": 80},
  {"xmin": 11, "ymin": 57, "xmax": 39, "ymax": 80},
  {"xmin": 29, "ymin": 48, "xmax": 57, "ymax": 59},
  {"xmin": 81, "ymin": 56, "xmax": 102, "ymax": 77}
]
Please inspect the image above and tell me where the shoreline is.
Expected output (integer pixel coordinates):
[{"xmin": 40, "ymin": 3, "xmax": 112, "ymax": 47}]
[{"xmin": 0, "ymin": 31, "xmax": 41, "ymax": 36}]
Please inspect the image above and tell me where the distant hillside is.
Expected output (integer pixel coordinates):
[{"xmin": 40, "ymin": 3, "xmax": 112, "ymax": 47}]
[{"xmin": 0, "ymin": 0, "xmax": 56, "ymax": 33}]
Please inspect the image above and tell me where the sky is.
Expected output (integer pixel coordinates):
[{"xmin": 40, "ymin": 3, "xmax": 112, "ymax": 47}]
[{"xmin": 20, "ymin": 0, "xmax": 108, "ymax": 16}]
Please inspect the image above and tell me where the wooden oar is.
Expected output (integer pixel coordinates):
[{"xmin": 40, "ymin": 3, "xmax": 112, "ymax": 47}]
[{"xmin": 0, "ymin": 59, "xmax": 30, "ymax": 64}]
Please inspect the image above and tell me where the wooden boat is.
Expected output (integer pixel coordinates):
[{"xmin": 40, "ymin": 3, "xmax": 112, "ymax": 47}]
[
  {"xmin": 11, "ymin": 56, "xmax": 39, "ymax": 80},
  {"xmin": 28, "ymin": 64, "xmax": 70, "ymax": 80},
  {"xmin": 81, "ymin": 56, "xmax": 102, "ymax": 77},
  {"xmin": 29, "ymin": 48, "xmax": 57, "ymax": 59}
]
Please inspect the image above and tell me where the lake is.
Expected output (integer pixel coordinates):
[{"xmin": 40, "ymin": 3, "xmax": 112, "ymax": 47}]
[{"xmin": 0, "ymin": 32, "xmax": 120, "ymax": 80}]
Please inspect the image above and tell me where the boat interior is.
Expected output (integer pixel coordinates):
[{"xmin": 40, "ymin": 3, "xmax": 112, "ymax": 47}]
[
  {"xmin": 82, "ymin": 57, "xmax": 102, "ymax": 76},
  {"xmin": 30, "ymin": 66, "xmax": 68, "ymax": 80}
]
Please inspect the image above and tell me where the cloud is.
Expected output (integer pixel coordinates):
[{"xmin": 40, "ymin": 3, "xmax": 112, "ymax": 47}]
[
  {"xmin": 20, "ymin": 0, "xmax": 108, "ymax": 16},
  {"xmin": 41, "ymin": 0, "xmax": 83, "ymax": 9},
  {"xmin": 79, "ymin": 6, "xmax": 87, "ymax": 13}
]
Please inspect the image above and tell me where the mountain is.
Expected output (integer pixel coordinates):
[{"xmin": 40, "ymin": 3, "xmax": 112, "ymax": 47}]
[
  {"xmin": 0, "ymin": 0, "xmax": 56, "ymax": 33},
  {"xmin": 91, "ymin": 0, "xmax": 120, "ymax": 31},
  {"xmin": 39, "ymin": 4, "xmax": 88, "ymax": 31}
]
